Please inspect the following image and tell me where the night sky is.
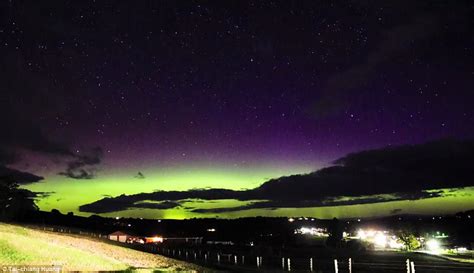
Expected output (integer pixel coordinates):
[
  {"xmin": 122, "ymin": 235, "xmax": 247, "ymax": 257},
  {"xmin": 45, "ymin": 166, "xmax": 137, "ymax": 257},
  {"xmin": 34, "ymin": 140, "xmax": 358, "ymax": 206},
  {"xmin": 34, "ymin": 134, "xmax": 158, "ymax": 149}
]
[{"xmin": 1, "ymin": 1, "xmax": 473, "ymax": 219}]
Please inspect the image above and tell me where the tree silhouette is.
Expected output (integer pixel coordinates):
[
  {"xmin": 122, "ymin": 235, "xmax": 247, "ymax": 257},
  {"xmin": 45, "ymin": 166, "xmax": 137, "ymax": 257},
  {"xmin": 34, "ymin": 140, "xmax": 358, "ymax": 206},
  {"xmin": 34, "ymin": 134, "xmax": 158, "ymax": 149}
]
[
  {"xmin": 396, "ymin": 230, "xmax": 421, "ymax": 251},
  {"xmin": 0, "ymin": 176, "xmax": 38, "ymax": 220},
  {"xmin": 326, "ymin": 217, "xmax": 343, "ymax": 247}
]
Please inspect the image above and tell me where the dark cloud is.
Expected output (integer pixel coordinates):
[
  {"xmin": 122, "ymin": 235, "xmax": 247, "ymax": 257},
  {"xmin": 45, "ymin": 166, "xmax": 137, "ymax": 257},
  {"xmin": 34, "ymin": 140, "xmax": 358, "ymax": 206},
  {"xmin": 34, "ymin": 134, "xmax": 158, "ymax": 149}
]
[
  {"xmin": 0, "ymin": 165, "xmax": 44, "ymax": 185},
  {"xmin": 0, "ymin": 115, "xmax": 73, "ymax": 159},
  {"xmin": 0, "ymin": 141, "xmax": 43, "ymax": 185},
  {"xmin": 0, "ymin": 120, "xmax": 103, "ymax": 180},
  {"xmin": 80, "ymin": 139, "xmax": 474, "ymax": 214},
  {"xmin": 0, "ymin": 115, "xmax": 73, "ymax": 182},
  {"xmin": 1, "ymin": 50, "xmax": 102, "ymax": 181},
  {"xmin": 1, "ymin": 115, "xmax": 103, "ymax": 181},
  {"xmin": 134, "ymin": 172, "xmax": 145, "ymax": 179},
  {"xmin": 80, "ymin": 195, "xmax": 181, "ymax": 213},
  {"xmin": 191, "ymin": 191, "xmax": 443, "ymax": 214},
  {"xmin": 58, "ymin": 147, "xmax": 103, "ymax": 179},
  {"xmin": 80, "ymin": 189, "xmax": 238, "ymax": 213}
]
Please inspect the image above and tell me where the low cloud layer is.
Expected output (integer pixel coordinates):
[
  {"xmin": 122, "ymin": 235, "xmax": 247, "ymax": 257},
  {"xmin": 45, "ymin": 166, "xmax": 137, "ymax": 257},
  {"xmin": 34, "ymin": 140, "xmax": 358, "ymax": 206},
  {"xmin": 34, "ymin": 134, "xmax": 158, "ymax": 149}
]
[
  {"xmin": 0, "ymin": 166, "xmax": 44, "ymax": 185},
  {"xmin": 0, "ymin": 117, "xmax": 103, "ymax": 181},
  {"xmin": 80, "ymin": 139, "xmax": 474, "ymax": 214},
  {"xmin": 0, "ymin": 146, "xmax": 44, "ymax": 185}
]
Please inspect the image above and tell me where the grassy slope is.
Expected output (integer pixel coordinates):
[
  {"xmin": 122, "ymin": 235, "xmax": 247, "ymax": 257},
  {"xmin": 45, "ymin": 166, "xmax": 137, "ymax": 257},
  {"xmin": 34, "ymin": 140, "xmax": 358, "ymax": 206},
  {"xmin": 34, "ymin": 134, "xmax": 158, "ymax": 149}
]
[{"xmin": 0, "ymin": 223, "xmax": 204, "ymax": 271}]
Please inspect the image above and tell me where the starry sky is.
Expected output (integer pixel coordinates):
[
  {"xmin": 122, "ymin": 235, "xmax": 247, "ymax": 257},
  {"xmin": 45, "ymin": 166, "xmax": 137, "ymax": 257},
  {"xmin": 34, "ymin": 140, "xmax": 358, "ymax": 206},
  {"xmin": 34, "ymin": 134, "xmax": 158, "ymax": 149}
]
[{"xmin": 1, "ymin": 1, "xmax": 473, "ymax": 219}]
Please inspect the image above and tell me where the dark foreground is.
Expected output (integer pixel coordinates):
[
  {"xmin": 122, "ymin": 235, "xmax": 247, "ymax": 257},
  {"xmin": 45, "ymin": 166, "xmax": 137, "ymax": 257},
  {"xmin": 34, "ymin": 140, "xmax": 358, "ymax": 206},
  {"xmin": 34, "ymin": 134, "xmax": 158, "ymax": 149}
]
[{"xmin": 133, "ymin": 243, "xmax": 474, "ymax": 272}]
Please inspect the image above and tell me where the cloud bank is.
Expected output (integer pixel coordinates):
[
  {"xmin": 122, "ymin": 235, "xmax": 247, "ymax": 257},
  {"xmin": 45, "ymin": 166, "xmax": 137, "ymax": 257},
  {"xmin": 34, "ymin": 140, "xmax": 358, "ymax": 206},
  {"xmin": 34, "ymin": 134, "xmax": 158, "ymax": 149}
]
[
  {"xmin": 0, "ymin": 166, "xmax": 44, "ymax": 185},
  {"xmin": 79, "ymin": 139, "xmax": 474, "ymax": 214},
  {"xmin": 58, "ymin": 147, "xmax": 103, "ymax": 179}
]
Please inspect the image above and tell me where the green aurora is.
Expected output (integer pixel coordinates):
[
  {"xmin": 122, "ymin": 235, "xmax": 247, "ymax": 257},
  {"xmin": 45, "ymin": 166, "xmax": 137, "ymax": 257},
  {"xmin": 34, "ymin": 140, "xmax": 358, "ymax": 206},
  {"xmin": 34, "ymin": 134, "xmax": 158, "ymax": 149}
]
[
  {"xmin": 24, "ymin": 165, "xmax": 310, "ymax": 217},
  {"xmin": 23, "ymin": 166, "xmax": 474, "ymax": 219}
]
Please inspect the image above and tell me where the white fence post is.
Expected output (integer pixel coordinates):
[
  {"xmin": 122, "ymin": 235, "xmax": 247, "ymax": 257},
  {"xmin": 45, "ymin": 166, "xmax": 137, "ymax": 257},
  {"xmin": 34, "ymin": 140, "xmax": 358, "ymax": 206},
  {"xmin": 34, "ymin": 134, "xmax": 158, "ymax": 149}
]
[
  {"xmin": 406, "ymin": 259, "xmax": 410, "ymax": 273},
  {"xmin": 334, "ymin": 259, "xmax": 339, "ymax": 273},
  {"xmin": 282, "ymin": 257, "xmax": 285, "ymax": 270},
  {"xmin": 217, "ymin": 253, "xmax": 220, "ymax": 264},
  {"xmin": 349, "ymin": 258, "xmax": 352, "ymax": 273},
  {"xmin": 287, "ymin": 258, "xmax": 291, "ymax": 271},
  {"xmin": 234, "ymin": 255, "xmax": 237, "ymax": 264},
  {"xmin": 411, "ymin": 261, "xmax": 415, "ymax": 273},
  {"xmin": 310, "ymin": 257, "xmax": 313, "ymax": 271}
]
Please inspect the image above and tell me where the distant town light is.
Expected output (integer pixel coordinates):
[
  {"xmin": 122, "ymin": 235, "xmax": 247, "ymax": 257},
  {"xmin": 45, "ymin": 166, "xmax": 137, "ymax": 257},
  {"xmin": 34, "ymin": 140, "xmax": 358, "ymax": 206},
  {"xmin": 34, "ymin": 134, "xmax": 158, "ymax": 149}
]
[
  {"xmin": 426, "ymin": 239, "xmax": 441, "ymax": 253},
  {"xmin": 146, "ymin": 236, "xmax": 163, "ymax": 243},
  {"xmin": 295, "ymin": 227, "xmax": 328, "ymax": 237},
  {"xmin": 456, "ymin": 247, "xmax": 467, "ymax": 253},
  {"xmin": 207, "ymin": 228, "xmax": 216, "ymax": 232},
  {"xmin": 356, "ymin": 229, "xmax": 403, "ymax": 249},
  {"xmin": 388, "ymin": 238, "xmax": 403, "ymax": 249},
  {"xmin": 374, "ymin": 233, "xmax": 387, "ymax": 248},
  {"xmin": 288, "ymin": 218, "xmax": 295, "ymax": 222},
  {"xmin": 357, "ymin": 229, "xmax": 367, "ymax": 240}
]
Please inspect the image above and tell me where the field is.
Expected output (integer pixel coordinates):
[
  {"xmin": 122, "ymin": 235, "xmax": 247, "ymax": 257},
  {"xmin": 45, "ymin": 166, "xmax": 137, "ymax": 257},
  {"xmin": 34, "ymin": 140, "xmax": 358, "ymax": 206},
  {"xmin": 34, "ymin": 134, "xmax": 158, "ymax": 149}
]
[{"xmin": 0, "ymin": 223, "xmax": 207, "ymax": 272}]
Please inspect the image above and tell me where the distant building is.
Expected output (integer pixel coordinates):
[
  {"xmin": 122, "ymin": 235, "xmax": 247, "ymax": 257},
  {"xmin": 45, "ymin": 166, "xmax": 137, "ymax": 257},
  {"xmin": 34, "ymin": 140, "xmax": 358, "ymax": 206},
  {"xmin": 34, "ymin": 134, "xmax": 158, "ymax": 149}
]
[{"xmin": 108, "ymin": 231, "xmax": 135, "ymax": 243}]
